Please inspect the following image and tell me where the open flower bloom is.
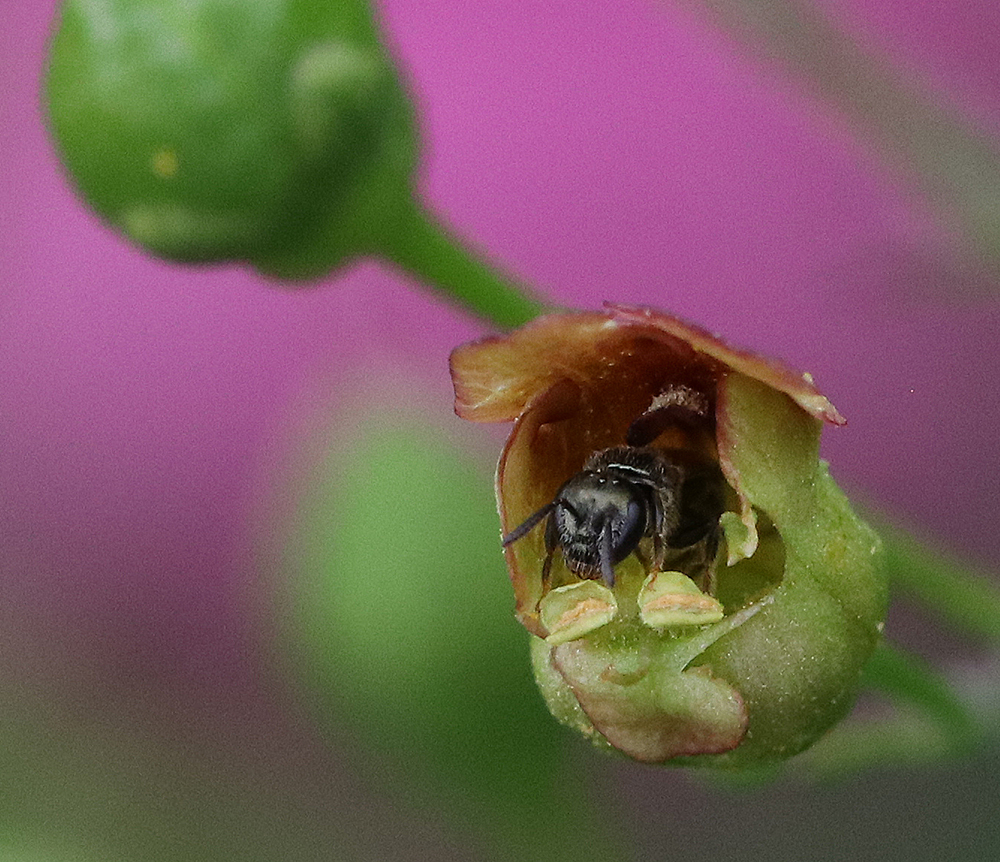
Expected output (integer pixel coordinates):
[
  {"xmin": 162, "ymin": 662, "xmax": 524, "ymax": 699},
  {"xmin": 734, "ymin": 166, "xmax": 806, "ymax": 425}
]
[{"xmin": 450, "ymin": 305, "xmax": 886, "ymax": 766}]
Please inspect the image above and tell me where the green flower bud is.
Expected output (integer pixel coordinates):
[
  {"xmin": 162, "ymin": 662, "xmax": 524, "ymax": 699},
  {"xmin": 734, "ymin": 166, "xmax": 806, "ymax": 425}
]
[
  {"xmin": 450, "ymin": 305, "xmax": 887, "ymax": 766},
  {"xmin": 45, "ymin": 0, "xmax": 416, "ymax": 279}
]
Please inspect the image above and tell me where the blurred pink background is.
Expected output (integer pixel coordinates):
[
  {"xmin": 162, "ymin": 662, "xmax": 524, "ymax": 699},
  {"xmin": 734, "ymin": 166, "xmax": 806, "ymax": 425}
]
[{"xmin": 2, "ymin": 0, "xmax": 999, "ymax": 856}]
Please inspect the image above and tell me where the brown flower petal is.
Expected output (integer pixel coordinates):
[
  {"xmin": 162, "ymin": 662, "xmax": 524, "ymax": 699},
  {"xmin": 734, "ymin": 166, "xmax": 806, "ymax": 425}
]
[{"xmin": 451, "ymin": 304, "xmax": 843, "ymax": 425}]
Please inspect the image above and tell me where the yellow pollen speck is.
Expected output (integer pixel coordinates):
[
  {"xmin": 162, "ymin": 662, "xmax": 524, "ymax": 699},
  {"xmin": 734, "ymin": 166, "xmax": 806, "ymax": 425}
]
[{"xmin": 151, "ymin": 148, "xmax": 179, "ymax": 179}]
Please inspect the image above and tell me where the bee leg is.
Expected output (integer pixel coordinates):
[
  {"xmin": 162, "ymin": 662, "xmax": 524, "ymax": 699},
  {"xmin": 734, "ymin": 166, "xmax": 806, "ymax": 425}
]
[
  {"xmin": 702, "ymin": 523, "xmax": 721, "ymax": 596},
  {"xmin": 645, "ymin": 491, "xmax": 667, "ymax": 573},
  {"xmin": 626, "ymin": 385, "xmax": 711, "ymax": 447},
  {"xmin": 533, "ymin": 513, "xmax": 563, "ymax": 613},
  {"xmin": 690, "ymin": 525, "xmax": 722, "ymax": 596},
  {"xmin": 651, "ymin": 532, "xmax": 667, "ymax": 573},
  {"xmin": 532, "ymin": 546, "xmax": 559, "ymax": 616},
  {"xmin": 634, "ymin": 536, "xmax": 665, "ymax": 575},
  {"xmin": 541, "ymin": 547, "xmax": 555, "ymax": 590}
]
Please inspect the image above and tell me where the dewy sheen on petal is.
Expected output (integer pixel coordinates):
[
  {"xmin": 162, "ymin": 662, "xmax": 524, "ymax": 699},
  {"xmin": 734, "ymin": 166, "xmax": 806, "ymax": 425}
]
[{"xmin": 450, "ymin": 304, "xmax": 886, "ymax": 766}]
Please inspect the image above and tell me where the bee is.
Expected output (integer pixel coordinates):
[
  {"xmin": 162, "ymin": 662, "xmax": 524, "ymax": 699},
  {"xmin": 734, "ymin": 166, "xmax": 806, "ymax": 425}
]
[{"xmin": 501, "ymin": 387, "xmax": 724, "ymax": 590}]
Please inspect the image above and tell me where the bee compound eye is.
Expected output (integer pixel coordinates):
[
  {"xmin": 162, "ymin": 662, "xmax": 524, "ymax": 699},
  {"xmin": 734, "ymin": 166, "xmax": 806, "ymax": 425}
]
[{"xmin": 607, "ymin": 495, "xmax": 647, "ymax": 563}]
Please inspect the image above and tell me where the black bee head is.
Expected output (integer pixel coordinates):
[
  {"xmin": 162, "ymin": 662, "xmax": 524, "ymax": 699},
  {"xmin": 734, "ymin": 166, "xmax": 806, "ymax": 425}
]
[{"xmin": 551, "ymin": 473, "xmax": 649, "ymax": 586}]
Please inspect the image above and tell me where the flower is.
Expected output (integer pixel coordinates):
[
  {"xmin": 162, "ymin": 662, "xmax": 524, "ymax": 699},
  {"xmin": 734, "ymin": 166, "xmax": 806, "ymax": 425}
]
[
  {"xmin": 450, "ymin": 304, "xmax": 886, "ymax": 766},
  {"xmin": 45, "ymin": 0, "xmax": 416, "ymax": 280}
]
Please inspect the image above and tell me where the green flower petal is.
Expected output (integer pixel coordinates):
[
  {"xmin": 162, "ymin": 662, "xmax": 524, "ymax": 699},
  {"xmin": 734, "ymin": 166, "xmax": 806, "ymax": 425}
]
[{"xmin": 692, "ymin": 372, "xmax": 887, "ymax": 765}]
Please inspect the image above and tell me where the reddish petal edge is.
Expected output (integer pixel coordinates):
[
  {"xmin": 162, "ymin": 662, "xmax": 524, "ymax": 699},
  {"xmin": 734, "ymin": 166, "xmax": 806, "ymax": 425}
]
[
  {"xmin": 551, "ymin": 641, "xmax": 749, "ymax": 762},
  {"xmin": 450, "ymin": 306, "xmax": 844, "ymax": 427},
  {"xmin": 449, "ymin": 310, "xmax": 612, "ymax": 422},
  {"xmin": 495, "ymin": 378, "xmax": 584, "ymax": 639},
  {"xmin": 606, "ymin": 304, "xmax": 846, "ymax": 425}
]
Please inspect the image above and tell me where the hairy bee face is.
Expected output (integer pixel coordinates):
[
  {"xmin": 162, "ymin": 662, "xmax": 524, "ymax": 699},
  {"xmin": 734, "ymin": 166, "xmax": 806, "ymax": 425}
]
[
  {"xmin": 504, "ymin": 445, "xmax": 719, "ymax": 589},
  {"xmin": 547, "ymin": 471, "xmax": 649, "ymax": 582}
]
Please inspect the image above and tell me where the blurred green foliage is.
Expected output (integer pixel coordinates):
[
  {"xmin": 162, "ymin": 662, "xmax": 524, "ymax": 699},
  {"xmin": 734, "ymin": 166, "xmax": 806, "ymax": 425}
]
[{"xmin": 282, "ymin": 416, "xmax": 629, "ymax": 860}]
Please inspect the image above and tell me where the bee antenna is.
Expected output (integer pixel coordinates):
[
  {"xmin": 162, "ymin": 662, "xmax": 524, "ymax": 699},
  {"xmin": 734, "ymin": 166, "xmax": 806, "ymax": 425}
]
[
  {"xmin": 599, "ymin": 521, "xmax": 616, "ymax": 588},
  {"xmin": 502, "ymin": 501, "xmax": 556, "ymax": 547}
]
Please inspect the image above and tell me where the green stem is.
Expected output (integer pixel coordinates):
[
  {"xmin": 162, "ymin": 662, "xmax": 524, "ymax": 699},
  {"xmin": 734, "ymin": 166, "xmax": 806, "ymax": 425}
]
[
  {"xmin": 380, "ymin": 196, "xmax": 548, "ymax": 330},
  {"xmin": 796, "ymin": 641, "xmax": 982, "ymax": 778},
  {"xmin": 862, "ymin": 641, "xmax": 980, "ymax": 751},
  {"xmin": 799, "ymin": 712, "xmax": 971, "ymax": 778},
  {"xmin": 882, "ymin": 524, "xmax": 1000, "ymax": 645}
]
